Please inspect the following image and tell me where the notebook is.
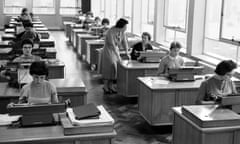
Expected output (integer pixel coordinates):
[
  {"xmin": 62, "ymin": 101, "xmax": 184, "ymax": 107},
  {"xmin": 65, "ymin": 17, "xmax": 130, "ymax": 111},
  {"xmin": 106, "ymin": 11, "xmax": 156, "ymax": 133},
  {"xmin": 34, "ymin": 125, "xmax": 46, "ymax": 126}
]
[{"xmin": 73, "ymin": 103, "xmax": 101, "ymax": 120}]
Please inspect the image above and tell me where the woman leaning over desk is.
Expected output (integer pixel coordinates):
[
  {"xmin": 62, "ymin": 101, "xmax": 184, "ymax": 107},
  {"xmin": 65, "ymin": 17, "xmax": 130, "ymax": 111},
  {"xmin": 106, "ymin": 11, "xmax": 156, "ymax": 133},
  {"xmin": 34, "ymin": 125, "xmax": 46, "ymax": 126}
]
[
  {"xmin": 157, "ymin": 41, "xmax": 184, "ymax": 76},
  {"xmin": 101, "ymin": 18, "xmax": 129, "ymax": 94},
  {"xmin": 196, "ymin": 60, "xmax": 237, "ymax": 104}
]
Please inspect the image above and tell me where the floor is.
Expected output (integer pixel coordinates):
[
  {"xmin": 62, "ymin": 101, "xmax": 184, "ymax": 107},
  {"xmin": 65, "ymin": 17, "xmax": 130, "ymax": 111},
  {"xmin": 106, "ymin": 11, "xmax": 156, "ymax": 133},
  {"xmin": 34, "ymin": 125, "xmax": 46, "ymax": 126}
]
[{"xmin": 52, "ymin": 31, "xmax": 172, "ymax": 144}]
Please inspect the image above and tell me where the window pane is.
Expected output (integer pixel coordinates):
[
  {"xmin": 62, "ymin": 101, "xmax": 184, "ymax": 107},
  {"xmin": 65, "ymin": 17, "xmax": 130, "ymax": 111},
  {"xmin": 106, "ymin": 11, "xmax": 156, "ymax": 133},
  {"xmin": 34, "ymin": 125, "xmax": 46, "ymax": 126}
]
[
  {"xmin": 5, "ymin": 0, "xmax": 26, "ymax": 7},
  {"xmin": 60, "ymin": 0, "xmax": 76, "ymax": 7},
  {"xmin": 124, "ymin": 0, "xmax": 132, "ymax": 32},
  {"xmin": 221, "ymin": 0, "xmax": 240, "ymax": 41},
  {"xmin": 141, "ymin": 0, "xmax": 155, "ymax": 37},
  {"xmin": 60, "ymin": 0, "xmax": 80, "ymax": 15},
  {"xmin": 60, "ymin": 8, "xmax": 78, "ymax": 15},
  {"xmin": 33, "ymin": 0, "xmax": 54, "ymax": 7},
  {"xmin": 100, "ymin": 0, "xmax": 105, "ymax": 18},
  {"xmin": 33, "ymin": 0, "xmax": 55, "ymax": 14},
  {"xmin": 110, "ymin": 0, "xmax": 117, "ymax": 24},
  {"xmin": 4, "ymin": 0, "xmax": 26, "ymax": 14},
  {"xmin": 204, "ymin": 38, "xmax": 237, "ymax": 60},
  {"xmin": 164, "ymin": 0, "xmax": 187, "ymax": 29},
  {"xmin": 33, "ymin": 8, "xmax": 55, "ymax": 14},
  {"xmin": 165, "ymin": 29, "xmax": 186, "ymax": 52},
  {"xmin": 205, "ymin": 0, "xmax": 222, "ymax": 39}
]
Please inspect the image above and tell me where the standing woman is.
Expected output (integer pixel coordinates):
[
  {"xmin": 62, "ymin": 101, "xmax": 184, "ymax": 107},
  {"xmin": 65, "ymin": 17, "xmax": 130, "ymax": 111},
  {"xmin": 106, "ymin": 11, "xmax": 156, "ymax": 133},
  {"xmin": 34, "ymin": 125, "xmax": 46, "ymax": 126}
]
[{"xmin": 101, "ymin": 18, "xmax": 129, "ymax": 93}]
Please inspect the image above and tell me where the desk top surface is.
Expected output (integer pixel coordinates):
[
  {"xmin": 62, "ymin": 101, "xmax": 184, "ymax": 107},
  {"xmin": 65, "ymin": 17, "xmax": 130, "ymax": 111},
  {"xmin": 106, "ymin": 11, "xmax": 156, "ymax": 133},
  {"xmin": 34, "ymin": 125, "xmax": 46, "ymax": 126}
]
[
  {"xmin": 119, "ymin": 60, "xmax": 159, "ymax": 69},
  {"xmin": 77, "ymin": 33, "xmax": 99, "ymax": 38},
  {"xmin": 173, "ymin": 106, "xmax": 240, "ymax": 131},
  {"xmin": 63, "ymin": 21, "xmax": 75, "ymax": 25},
  {"xmin": 0, "ymin": 78, "xmax": 86, "ymax": 98},
  {"xmin": 85, "ymin": 39, "xmax": 105, "ymax": 45},
  {"xmin": 0, "ymin": 125, "xmax": 116, "ymax": 144},
  {"xmin": 138, "ymin": 76, "xmax": 204, "ymax": 90},
  {"xmin": 72, "ymin": 28, "xmax": 88, "ymax": 33}
]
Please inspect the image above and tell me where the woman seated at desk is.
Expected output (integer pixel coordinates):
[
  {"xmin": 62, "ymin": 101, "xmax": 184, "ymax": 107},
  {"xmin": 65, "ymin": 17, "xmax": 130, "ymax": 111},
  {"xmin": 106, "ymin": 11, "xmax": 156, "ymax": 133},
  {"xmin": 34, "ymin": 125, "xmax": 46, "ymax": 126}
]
[
  {"xmin": 157, "ymin": 41, "xmax": 184, "ymax": 76},
  {"xmin": 196, "ymin": 60, "xmax": 237, "ymax": 105},
  {"xmin": 13, "ymin": 39, "xmax": 41, "ymax": 62},
  {"xmin": 19, "ymin": 8, "xmax": 32, "ymax": 22},
  {"xmin": 19, "ymin": 61, "xmax": 59, "ymax": 104},
  {"xmin": 99, "ymin": 18, "xmax": 110, "ymax": 38},
  {"xmin": 130, "ymin": 32, "xmax": 153, "ymax": 60}
]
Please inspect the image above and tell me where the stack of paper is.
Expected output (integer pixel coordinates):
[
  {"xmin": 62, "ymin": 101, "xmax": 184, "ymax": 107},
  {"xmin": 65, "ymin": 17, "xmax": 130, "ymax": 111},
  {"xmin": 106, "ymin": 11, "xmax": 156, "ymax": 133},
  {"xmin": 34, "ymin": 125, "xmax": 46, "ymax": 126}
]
[
  {"xmin": 67, "ymin": 105, "xmax": 114, "ymax": 126},
  {"xmin": 60, "ymin": 105, "xmax": 114, "ymax": 135},
  {"xmin": 0, "ymin": 114, "xmax": 20, "ymax": 126}
]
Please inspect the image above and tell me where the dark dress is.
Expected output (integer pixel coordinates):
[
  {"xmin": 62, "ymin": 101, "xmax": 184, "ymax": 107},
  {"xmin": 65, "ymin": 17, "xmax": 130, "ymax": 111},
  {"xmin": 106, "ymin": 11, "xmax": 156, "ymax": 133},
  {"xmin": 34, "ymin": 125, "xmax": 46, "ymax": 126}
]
[{"xmin": 130, "ymin": 42, "xmax": 153, "ymax": 60}]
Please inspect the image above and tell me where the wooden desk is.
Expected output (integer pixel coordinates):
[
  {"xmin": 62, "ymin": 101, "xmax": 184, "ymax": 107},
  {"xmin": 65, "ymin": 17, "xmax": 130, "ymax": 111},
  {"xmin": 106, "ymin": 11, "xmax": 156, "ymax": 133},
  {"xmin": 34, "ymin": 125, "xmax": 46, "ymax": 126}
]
[
  {"xmin": 39, "ymin": 36, "xmax": 55, "ymax": 47},
  {"xmin": 71, "ymin": 28, "xmax": 88, "ymax": 48},
  {"xmin": 47, "ymin": 61, "xmax": 65, "ymax": 79},
  {"xmin": 0, "ymin": 48, "xmax": 12, "ymax": 60},
  {"xmin": 85, "ymin": 39, "xmax": 104, "ymax": 65},
  {"xmin": 0, "ymin": 41, "xmax": 11, "ymax": 48},
  {"xmin": 0, "ymin": 125, "xmax": 116, "ymax": 144},
  {"xmin": 137, "ymin": 76, "xmax": 204, "ymax": 125},
  {"xmin": 35, "ymin": 27, "xmax": 48, "ymax": 31},
  {"xmin": 172, "ymin": 106, "xmax": 240, "ymax": 144},
  {"xmin": 63, "ymin": 21, "xmax": 75, "ymax": 38},
  {"xmin": 32, "ymin": 21, "xmax": 42, "ymax": 24},
  {"xmin": 44, "ymin": 47, "xmax": 57, "ymax": 59},
  {"xmin": 4, "ymin": 28, "xmax": 15, "ymax": 34},
  {"xmin": 76, "ymin": 34, "xmax": 99, "ymax": 58},
  {"xmin": 2, "ymin": 34, "xmax": 15, "ymax": 41},
  {"xmin": 38, "ymin": 31, "xmax": 50, "ymax": 39},
  {"xmin": 0, "ymin": 78, "xmax": 87, "ymax": 114},
  {"xmin": 117, "ymin": 60, "xmax": 159, "ymax": 97},
  {"xmin": 69, "ymin": 24, "xmax": 83, "ymax": 43},
  {"xmin": 33, "ymin": 24, "xmax": 45, "ymax": 28}
]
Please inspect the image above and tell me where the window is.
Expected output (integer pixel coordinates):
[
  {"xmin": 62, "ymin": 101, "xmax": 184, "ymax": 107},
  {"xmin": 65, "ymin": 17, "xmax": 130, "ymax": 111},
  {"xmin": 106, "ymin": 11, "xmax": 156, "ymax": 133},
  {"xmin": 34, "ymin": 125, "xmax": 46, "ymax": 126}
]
[
  {"xmin": 100, "ymin": 0, "xmax": 105, "ymax": 18},
  {"xmin": 141, "ymin": 0, "xmax": 155, "ymax": 37},
  {"xmin": 220, "ymin": 0, "xmax": 240, "ymax": 43},
  {"xmin": 32, "ymin": 0, "xmax": 55, "ymax": 14},
  {"xmin": 163, "ymin": 0, "xmax": 188, "ymax": 49},
  {"xmin": 204, "ymin": 0, "xmax": 240, "ymax": 63},
  {"xmin": 109, "ymin": 0, "xmax": 117, "ymax": 24},
  {"xmin": 60, "ymin": 0, "xmax": 81, "ymax": 15},
  {"xmin": 124, "ymin": 0, "xmax": 132, "ymax": 32},
  {"xmin": 4, "ymin": 0, "xmax": 26, "ymax": 14}
]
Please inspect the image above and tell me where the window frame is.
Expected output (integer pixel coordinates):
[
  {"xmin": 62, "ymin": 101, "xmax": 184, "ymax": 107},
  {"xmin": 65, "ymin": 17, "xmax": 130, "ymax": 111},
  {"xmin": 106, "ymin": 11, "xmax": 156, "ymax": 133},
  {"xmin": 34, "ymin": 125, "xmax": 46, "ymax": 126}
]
[
  {"xmin": 163, "ymin": 0, "xmax": 189, "ymax": 33},
  {"xmin": 219, "ymin": 0, "xmax": 240, "ymax": 46},
  {"xmin": 59, "ymin": 0, "xmax": 81, "ymax": 15},
  {"xmin": 32, "ymin": 0, "xmax": 55, "ymax": 15},
  {"xmin": 147, "ymin": 0, "xmax": 155, "ymax": 25},
  {"xmin": 3, "ymin": 0, "xmax": 27, "ymax": 14}
]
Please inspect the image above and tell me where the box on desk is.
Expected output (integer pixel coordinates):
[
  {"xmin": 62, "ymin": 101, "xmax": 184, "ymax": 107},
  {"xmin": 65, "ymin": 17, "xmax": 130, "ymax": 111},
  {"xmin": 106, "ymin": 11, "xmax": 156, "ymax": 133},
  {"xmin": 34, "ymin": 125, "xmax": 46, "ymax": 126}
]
[
  {"xmin": 60, "ymin": 105, "xmax": 114, "ymax": 135},
  {"xmin": 182, "ymin": 105, "xmax": 240, "ymax": 128}
]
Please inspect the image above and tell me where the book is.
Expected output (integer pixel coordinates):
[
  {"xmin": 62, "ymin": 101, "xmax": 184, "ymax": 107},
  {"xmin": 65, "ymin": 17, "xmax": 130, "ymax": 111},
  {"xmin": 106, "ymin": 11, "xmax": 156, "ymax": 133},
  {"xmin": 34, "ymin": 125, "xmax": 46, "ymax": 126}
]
[{"xmin": 72, "ymin": 103, "xmax": 101, "ymax": 120}]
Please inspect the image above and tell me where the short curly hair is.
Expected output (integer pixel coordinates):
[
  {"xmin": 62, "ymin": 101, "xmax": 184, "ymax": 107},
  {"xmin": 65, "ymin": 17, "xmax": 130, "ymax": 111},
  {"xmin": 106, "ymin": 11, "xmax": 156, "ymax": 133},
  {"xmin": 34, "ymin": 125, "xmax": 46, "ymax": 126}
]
[
  {"xmin": 170, "ymin": 41, "xmax": 182, "ymax": 50},
  {"xmin": 215, "ymin": 60, "xmax": 237, "ymax": 76},
  {"xmin": 30, "ymin": 61, "xmax": 48, "ymax": 76},
  {"xmin": 21, "ymin": 39, "xmax": 34, "ymax": 48},
  {"xmin": 115, "ymin": 18, "xmax": 128, "ymax": 28}
]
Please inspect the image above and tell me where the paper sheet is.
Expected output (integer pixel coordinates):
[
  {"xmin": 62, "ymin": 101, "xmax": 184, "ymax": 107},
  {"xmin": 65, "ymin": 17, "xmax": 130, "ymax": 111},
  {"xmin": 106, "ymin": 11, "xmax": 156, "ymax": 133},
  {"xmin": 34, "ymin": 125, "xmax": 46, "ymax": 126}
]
[
  {"xmin": 0, "ymin": 114, "xmax": 21, "ymax": 126},
  {"xmin": 152, "ymin": 79, "xmax": 169, "ymax": 85}
]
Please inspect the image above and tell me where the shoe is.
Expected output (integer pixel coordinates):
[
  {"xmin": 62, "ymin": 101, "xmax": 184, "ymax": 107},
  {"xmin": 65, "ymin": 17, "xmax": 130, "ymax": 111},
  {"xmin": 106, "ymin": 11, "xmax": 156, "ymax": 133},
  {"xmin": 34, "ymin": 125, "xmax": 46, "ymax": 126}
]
[{"xmin": 102, "ymin": 87, "xmax": 111, "ymax": 94}]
